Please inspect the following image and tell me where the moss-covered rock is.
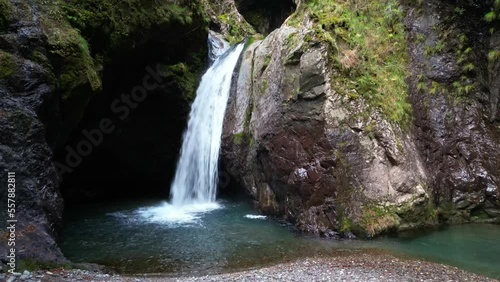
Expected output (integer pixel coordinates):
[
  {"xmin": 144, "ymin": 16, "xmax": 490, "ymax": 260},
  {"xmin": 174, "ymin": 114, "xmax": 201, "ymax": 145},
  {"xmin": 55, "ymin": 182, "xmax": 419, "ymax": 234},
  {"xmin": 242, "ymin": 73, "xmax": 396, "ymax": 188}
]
[
  {"xmin": 44, "ymin": 27, "xmax": 101, "ymax": 99},
  {"xmin": 161, "ymin": 63, "xmax": 198, "ymax": 101},
  {"xmin": 288, "ymin": 0, "xmax": 412, "ymax": 127},
  {"xmin": 358, "ymin": 205, "xmax": 400, "ymax": 237},
  {"xmin": 0, "ymin": 50, "xmax": 16, "ymax": 80},
  {"xmin": 0, "ymin": 0, "xmax": 12, "ymax": 30},
  {"xmin": 61, "ymin": 0, "xmax": 205, "ymax": 57},
  {"xmin": 201, "ymin": 0, "xmax": 256, "ymax": 44}
]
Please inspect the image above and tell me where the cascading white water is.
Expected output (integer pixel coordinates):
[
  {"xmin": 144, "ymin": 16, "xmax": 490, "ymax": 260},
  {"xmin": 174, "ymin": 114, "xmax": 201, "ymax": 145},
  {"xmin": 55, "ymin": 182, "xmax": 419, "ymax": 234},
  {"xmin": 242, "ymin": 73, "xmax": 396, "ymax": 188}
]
[{"xmin": 170, "ymin": 43, "xmax": 245, "ymax": 206}]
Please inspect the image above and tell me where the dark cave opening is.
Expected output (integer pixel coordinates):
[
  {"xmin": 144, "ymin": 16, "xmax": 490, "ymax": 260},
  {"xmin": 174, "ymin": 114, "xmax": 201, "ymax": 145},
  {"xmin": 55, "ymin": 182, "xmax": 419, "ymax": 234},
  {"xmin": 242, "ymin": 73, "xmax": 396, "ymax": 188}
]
[
  {"xmin": 53, "ymin": 35, "xmax": 248, "ymax": 205},
  {"xmin": 54, "ymin": 39, "xmax": 202, "ymax": 204},
  {"xmin": 235, "ymin": 0, "xmax": 297, "ymax": 34}
]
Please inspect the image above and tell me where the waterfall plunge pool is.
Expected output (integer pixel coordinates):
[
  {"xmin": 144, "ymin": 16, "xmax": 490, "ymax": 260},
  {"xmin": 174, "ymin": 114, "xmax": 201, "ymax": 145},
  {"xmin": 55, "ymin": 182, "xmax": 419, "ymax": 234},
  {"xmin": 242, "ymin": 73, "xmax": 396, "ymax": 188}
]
[{"xmin": 60, "ymin": 199, "xmax": 500, "ymax": 279}]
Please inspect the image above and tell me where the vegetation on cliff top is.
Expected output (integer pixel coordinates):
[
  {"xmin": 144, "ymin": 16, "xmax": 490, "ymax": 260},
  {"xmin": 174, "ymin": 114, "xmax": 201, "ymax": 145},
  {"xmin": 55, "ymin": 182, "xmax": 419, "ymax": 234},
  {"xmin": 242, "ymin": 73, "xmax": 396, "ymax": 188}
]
[{"xmin": 291, "ymin": 0, "xmax": 413, "ymax": 127}]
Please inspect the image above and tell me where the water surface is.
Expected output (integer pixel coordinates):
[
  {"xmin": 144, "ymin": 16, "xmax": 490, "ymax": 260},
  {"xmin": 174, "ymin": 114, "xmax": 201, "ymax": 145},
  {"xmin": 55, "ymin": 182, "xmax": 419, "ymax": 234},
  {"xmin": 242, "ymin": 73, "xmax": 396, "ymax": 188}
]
[
  {"xmin": 61, "ymin": 199, "xmax": 500, "ymax": 279},
  {"xmin": 61, "ymin": 199, "xmax": 324, "ymax": 275},
  {"xmin": 372, "ymin": 224, "xmax": 500, "ymax": 279}
]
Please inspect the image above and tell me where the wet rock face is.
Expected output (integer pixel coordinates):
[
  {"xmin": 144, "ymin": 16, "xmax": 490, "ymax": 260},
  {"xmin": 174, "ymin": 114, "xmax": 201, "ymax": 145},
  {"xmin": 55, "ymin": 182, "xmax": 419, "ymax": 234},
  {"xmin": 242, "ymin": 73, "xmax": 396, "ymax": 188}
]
[
  {"xmin": 222, "ymin": 25, "xmax": 434, "ymax": 237},
  {"xmin": 403, "ymin": 0, "xmax": 500, "ymax": 223},
  {"xmin": 0, "ymin": 1, "xmax": 67, "ymax": 263}
]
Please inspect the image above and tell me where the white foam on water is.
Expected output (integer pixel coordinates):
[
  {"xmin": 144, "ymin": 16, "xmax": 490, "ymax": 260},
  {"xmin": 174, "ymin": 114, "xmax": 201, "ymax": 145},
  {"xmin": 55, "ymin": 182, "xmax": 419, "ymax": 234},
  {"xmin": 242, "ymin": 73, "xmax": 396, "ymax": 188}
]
[
  {"xmin": 135, "ymin": 202, "xmax": 222, "ymax": 227},
  {"xmin": 244, "ymin": 214, "xmax": 267, "ymax": 220}
]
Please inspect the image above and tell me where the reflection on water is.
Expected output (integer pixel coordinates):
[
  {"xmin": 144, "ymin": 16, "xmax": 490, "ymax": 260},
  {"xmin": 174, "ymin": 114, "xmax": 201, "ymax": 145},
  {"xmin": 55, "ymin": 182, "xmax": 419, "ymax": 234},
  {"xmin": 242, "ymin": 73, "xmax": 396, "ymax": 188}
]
[{"xmin": 61, "ymin": 199, "xmax": 500, "ymax": 279}]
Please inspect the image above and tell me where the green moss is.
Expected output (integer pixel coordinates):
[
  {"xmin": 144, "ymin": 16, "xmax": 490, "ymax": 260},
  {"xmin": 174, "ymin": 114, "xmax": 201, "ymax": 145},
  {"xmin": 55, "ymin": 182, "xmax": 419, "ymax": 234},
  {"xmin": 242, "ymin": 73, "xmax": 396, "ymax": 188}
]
[
  {"xmin": 485, "ymin": 11, "xmax": 497, "ymax": 22},
  {"xmin": 261, "ymin": 80, "xmax": 268, "ymax": 93},
  {"xmin": 359, "ymin": 205, "xmax": 400, "ymax": 237},
  {"xmin": 38, "ymin": 0, "xmax": 205, "ymax": 101},
  {"xmin": 218, "ymin": 13, "xmax": 249, "ymax": 45},
  {"xmin": 60, "ymin": 0, "xmax": 199, "ymax": 54},
  {"xmin": 263, "ymin": 54, "xmax": 271, "ymax": 70},
  {"xmin": 396, "ymin": 198, "xmax": 438, "ymax": 228},
  {"xmin": 0, "ymin": 0, "xmax": 12, "ymax": 30},
  {"xmin": 44, "ymin": 26, "xmax": 101, "ymax": 100},
  {"xmin": 232, "ymin": 132, "xmax": 245, "ymax": 145},
  {"xmin": 161, "ymin": 63, "xmax": 197, "ymax": 100},
  {"xmin": 489, "ymin": 50, "xmax": 500, "ymax": 62},
  {"xmin": 202, "ymin": 0, "xmax": 255, "ymax": 44},
  {"xmin": 231, "ymin": 97, "xmax": 255, "ymax": 147},
  {"xmin": 416, "ymin": 33, "xmax": 426, "ymax": 44},
  {"xmin": 284, "ymin": 32, "xmax": 299, "ymax": 50},
  {"xmin": 424, "ymin": 40, "xmax": 446, "ymax": 57},
  {"xmin": 298, "ymin": 0, "xmax": 413, "ymax": 127},
  {"xmin": 232, "ymin": 132, "xmax": 254, "ymax": 146},
  {"xmin": 339, "ymin": 216, "xmax": 352, "ymax": 233},
  {"xmin": 0, "ymin": 50, "xmax": 16, "ymax": 80},
  {"xmin": 429, "ymin": 81, "xmax": 444, "ymax": 95},
  {"xmin": 18, "ymin": 259, "xmax": 73, "ymax": 272}
]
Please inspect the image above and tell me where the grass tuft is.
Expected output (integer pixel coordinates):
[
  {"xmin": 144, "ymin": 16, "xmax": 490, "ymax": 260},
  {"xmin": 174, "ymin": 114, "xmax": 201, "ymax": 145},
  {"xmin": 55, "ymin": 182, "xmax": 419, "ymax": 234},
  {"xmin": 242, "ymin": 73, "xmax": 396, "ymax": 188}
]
[{"xmin": 298, "ymin": 0, "xmax": 413, "ymax": 127}]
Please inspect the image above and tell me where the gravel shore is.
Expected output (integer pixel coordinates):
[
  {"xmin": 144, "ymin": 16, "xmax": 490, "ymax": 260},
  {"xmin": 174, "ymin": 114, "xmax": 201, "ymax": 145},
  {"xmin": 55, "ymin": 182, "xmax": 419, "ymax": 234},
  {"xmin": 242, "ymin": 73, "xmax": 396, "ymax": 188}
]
[{"xmin": 3, "ymin": 250, "xmax": 498, "ymax": 282}]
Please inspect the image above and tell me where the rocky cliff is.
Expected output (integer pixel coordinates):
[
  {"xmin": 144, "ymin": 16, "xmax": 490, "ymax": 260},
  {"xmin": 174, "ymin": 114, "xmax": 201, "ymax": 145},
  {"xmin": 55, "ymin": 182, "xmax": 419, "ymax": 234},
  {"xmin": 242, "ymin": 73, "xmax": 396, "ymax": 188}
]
[
  {"xmin": 222, "ymin": 0, "xmax": 500, "ymax": 237},
  {"xmin": 403, "ymin": 0, "xmax": 500, "ymax": 224}
]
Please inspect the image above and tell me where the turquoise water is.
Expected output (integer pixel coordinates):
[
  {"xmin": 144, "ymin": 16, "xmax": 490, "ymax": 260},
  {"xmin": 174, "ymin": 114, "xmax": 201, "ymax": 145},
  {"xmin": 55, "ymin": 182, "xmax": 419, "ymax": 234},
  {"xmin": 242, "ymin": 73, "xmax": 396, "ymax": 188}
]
[
  {"xmin": 371, "ymin": 224, "xmax": 500, "ymax": 279},
  {"xmin": 61, "ymin": 199, "xmax": 326, "ymax": 275},
  {"xmin": 61, "ymin": 199, "xmax": 500, "ymax": 278}
]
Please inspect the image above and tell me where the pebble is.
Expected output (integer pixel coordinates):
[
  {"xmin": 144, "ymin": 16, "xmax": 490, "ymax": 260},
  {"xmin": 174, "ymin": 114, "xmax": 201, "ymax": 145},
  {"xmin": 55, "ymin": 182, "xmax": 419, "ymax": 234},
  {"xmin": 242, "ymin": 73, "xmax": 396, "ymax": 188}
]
[{"xmin": 1, "ymin": 251, "xmax": 496, "ymax": 282}]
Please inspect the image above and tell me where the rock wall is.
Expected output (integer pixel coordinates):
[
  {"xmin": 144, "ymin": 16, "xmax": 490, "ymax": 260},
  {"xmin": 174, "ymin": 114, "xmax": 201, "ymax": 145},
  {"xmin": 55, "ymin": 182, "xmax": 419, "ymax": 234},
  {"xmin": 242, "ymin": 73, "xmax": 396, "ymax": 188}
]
[
  {"xmin": 1, "ymin": 0, "xmax": 74, "ymax": 264},
  {"xmin": 222, "ymin": 23, "xmax": 436, "ymax": 237},
  {"xmin": 403, "ymin": 0, "xmax": 500, "ymax": 223}
]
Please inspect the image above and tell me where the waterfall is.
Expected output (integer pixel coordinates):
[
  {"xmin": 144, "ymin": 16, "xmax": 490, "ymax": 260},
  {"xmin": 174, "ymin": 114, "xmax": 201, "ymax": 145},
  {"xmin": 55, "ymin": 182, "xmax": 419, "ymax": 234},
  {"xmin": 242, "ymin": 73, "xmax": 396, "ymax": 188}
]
[
  {"xmin": 170, "ymin": 43, "xmax": 245, "ymax": 206},
  {"xmin": 208, "ymin": 30, "xmax": 230, "ymax": 65}
]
